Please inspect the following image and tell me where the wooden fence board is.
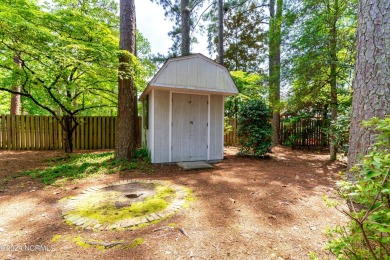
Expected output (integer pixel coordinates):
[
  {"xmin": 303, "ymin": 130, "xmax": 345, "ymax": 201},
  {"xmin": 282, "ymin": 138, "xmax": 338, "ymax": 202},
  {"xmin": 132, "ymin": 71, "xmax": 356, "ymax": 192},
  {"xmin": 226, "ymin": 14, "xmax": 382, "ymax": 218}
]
[
  {"xmin": 97, "ymin": 116, "xmax": 101, "ymax": 149},
  {"xmin": 1, "ymin": 115, "xmax": 5, "ymax": 149}
]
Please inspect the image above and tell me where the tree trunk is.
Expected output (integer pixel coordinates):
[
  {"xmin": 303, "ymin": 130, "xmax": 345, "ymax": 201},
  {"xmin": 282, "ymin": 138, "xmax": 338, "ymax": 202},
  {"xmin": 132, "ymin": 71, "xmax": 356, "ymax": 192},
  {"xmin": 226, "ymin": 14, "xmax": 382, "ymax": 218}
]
[
  {"xmin": 269, "ymin": 0, "xmax": 283, "ymax": 146},
  {"xmin": 10, "ymin": 87, "xmax": 21, "ymax": 115},
  {"xmin": 116, "ymin": 0, "xmax": 137, "ymax": 160},
  {"xmin": 134, "ymin": 28, "xmax": 140, "ymax": 148},
  {"xmin": 329, "ymin": 0, "xmax": 339, "ymax": 161},
  {"xmin": 347, "ymin": 0, "xmax": 390, "ymax": 172},
  {"xmin": 181, "ymin": 0, "xmax": 190, "ymax": 56},
  {"xmin": 62, "ymin": 116, "xmax": 74, "ymax": 153},
  {"xmin": 10, "ymin": 55, "xmax": 22, "ymax": 115},
  {"xmin": 217, "ymin": 0, "xmax": 224, "ymax": 65}
]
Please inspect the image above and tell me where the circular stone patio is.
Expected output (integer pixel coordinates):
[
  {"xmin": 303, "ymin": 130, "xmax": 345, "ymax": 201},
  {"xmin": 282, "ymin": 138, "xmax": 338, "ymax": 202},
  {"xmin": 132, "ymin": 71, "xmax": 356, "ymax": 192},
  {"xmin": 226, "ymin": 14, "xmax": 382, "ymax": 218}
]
[{"xmin": 62, "ymin": 179, "xmax": 188, "ymax": 231}]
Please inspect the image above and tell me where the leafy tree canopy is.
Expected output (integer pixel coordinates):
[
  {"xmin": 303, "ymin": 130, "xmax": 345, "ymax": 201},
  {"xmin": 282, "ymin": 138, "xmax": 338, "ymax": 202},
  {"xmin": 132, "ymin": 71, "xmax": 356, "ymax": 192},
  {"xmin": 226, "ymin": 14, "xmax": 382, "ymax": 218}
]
[
  {"xmin": 205, "ymin": 0, "xmax": 267, "ymax": 72},
  {"xmin": 284, "ymin": 0, "xmax": 357, "ymax": 115},
  {"xmin": 0, "ymin": 0, "xmax": 155, "ymax": 116},
  {"xmin": 225, "ymin": 70, "xmax": 266, "ymax": 118},
  {"xmin": 0, "ymin": 0, "xmax": 154, "ymax": 151}
]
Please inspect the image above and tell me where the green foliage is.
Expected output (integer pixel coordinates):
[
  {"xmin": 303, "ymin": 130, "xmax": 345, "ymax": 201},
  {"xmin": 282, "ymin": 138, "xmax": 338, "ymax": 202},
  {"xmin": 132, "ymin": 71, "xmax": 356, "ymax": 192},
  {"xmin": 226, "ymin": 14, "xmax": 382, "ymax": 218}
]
[
  {"xmin": 0, "ymin": 91, "xmax": 10, "ymax": 114},
  {"xmin": 0, "ymin": 0, "xmax": 154, "ymax": 116},
  {"xmin": 285, "ymin": 0, "xmax": 356, "ymax": 113},
  {"xmin": 224, "ymin": 116, "xmax": 233, "ymax": 136},
  {"xmin": 205, "ymin": 0, "xmax": 267, "ymax": 72},
  {"xmin": 0, "ymin": 0, "xmax": 120, "ymax": 115},
  {"xmin": 134, "ymin": 146, "xmax": 151, "ymax": 162},
  {"xmin": 23, "ymin": 149, "xmax": 153, "ymax": 185},
  {"xmin": 326, "ymin": 117, "xmax": 390, "ymax": 259},
  {"xmin": 237, "ymin": 99, "xmax": 272, "ymax": 156},
  {"xmin": 226, "ymin": 71, "xmax": 266, "ymax": 118},
  {"xmin": 330, "ymin": 107, "xmax": 351, "ymax": 154}
]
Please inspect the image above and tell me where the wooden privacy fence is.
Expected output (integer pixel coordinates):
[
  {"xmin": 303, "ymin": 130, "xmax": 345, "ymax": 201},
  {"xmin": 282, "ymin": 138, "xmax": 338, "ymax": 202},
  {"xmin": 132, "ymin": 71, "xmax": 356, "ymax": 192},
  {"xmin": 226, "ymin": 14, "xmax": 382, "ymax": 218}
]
[
  {"xmin": 223, "ymin": 117, "xmax": 329, "ymax": 147},
  {"xmin": 279, "ymin": 118, "xmax": 329, "ymax": 147},
  {"xmin": 0, "ymin": 115, "xmax": 328, "ymax": 150},
  {"xmin": 0, "ymin": 115, "xmax": 117, "ymax": 150}
]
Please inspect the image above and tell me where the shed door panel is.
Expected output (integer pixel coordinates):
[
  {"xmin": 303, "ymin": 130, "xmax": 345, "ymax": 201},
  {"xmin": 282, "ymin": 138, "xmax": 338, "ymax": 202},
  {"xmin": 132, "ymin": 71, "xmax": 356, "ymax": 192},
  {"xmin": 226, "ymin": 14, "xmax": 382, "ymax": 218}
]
[
  {"xmin": 172, "ymin": 93, "xmax": 191, "ymax": 161},
  {"xmin": 172, "ymin": 93, "xmax": 208, "ymax": 162}
]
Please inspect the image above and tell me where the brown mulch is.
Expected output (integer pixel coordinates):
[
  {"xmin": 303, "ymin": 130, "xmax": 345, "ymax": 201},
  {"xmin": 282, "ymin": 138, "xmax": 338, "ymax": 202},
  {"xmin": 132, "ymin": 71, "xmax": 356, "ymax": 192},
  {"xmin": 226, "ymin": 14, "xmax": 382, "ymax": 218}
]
[{"xmin": 0, "ymin": 146, "xmax": 347, "ymax": 259}]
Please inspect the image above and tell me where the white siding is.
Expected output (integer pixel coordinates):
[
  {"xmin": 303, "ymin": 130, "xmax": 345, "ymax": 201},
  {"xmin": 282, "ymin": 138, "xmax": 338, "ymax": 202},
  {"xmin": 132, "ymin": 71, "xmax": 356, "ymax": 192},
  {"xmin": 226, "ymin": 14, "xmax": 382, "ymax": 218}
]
[
  {"xmin": 153, "ymin": 90, "xmax": 170, "ymax": 163},
  {"xmin": 172, "ymin": 93, "xmax": 191, "ymax": 161},
  {"xmin": 152, "ymin": 54, "xmax": 237, "ymax": 94},
  {"xmin": 209, "ymin": 95, "xmax": 224, "ymax": 160},
  {"xmin": 147, "ymin": 91, "xmax": 153, "ymax": 154}
]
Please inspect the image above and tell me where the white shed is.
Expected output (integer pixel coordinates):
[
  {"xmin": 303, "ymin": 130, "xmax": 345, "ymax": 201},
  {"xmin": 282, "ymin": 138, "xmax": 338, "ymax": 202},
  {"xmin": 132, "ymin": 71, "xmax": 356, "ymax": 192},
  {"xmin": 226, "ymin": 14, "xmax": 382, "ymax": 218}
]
[{"xmin": 139, "ymin": 53, "xmax": 238, "ymax": 163}]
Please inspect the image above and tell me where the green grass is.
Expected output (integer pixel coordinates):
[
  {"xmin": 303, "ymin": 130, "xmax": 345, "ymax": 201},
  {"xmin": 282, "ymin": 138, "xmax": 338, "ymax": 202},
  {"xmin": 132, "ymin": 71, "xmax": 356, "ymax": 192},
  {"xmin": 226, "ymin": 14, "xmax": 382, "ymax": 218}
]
[{"xmin": 22, "ymin": 149, "xmax": 153, "ymax": 185}]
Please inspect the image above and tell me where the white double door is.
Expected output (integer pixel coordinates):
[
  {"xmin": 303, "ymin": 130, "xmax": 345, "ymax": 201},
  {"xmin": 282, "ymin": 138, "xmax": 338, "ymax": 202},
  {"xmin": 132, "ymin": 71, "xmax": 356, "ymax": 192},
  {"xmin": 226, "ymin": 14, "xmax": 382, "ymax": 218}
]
[{"xmin": 172, "ymin": 93, "xmax": 208, "ymax": 162}]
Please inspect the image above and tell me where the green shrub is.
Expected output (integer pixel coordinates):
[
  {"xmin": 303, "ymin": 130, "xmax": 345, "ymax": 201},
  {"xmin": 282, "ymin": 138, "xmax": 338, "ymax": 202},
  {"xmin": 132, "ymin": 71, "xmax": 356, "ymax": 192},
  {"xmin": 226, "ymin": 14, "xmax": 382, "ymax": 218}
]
[
  {"xmin": 237, "ymin": 99, "xmax": 273, "ymax": 156},
  {"xmin": 326, "ymin": 117, "xmax": 390, "ymax": 259},
  {"xmin": 330, "ymin": 107, "xmax": 351, "ymax": 154}
]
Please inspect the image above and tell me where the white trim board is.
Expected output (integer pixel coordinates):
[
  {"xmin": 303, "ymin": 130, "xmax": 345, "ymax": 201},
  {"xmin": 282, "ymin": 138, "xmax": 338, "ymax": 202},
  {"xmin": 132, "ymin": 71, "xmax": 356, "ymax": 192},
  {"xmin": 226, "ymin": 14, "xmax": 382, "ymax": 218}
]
[
  {"xmin": 151, "ymin": 89, "xmax": 155, "ymax": 163},
  {"xmin": 221, "ymin": 95, "xmax": 225, "ymax": 159},
  {"xmin": 207, "ymin": 94, "xmax": 210, "ymax": 160},
  {"xmin": 168, "ymin": 91, "xmax": 172, "ymax": 162}
]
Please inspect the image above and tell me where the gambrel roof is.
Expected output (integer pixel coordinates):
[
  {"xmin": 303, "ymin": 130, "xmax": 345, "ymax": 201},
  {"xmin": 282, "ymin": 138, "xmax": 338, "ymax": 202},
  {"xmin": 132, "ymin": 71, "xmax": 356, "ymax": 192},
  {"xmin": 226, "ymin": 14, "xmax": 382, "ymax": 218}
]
[{"xmin": 139, "ymin": 53, "xmax": 238, "ymax": 100}]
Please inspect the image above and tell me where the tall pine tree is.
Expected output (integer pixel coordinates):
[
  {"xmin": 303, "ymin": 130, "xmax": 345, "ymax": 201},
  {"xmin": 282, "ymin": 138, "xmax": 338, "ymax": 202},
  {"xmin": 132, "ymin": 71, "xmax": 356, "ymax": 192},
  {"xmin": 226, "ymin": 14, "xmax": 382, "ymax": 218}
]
[
  {"xmin": 347, "ymin": 0, "xmax": 390, "ymax": 171},
  {"xmin": 116, "ymin": 0, "xmax": 138, "ymax": 160}
]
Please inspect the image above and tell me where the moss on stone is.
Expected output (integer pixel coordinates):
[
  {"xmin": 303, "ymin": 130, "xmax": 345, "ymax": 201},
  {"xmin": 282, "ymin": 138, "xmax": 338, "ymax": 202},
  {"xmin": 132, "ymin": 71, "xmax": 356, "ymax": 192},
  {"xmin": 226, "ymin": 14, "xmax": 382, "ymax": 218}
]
[{"xmin": 66, "ymin": 184, "xmax": 176, "ymax": 225}]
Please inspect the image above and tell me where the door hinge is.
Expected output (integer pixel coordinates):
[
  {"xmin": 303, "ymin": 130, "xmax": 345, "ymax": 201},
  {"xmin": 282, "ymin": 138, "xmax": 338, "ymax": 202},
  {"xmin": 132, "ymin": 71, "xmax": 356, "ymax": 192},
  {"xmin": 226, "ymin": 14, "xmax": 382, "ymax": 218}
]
[
  {"xmin": 207, "ymin": 123, "xmax": 208, "ymax": 127},
  {"xmin": 207, "ymin": 145, "xmax": 208, "ymax": 149},
  {"xmin": 207, "ymin": 100, "xmax": 209, "ymax": 105}
]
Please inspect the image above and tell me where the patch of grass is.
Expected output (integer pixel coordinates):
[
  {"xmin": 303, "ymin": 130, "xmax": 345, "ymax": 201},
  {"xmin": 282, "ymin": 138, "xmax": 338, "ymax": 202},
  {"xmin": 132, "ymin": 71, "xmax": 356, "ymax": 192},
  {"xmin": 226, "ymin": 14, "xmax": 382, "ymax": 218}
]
[
  {"xmin": 22, "ymin": 150, "xmax": 154, "ymax": 185},
  {"xmin": 127, "ymin": 238, "xmax": 144, "ymax": 249},
  {"xmin": 72, "ymin": 236, "xmax": 91, "ymax": 248},
  {"xmin": 51, "ymin": 234, "xmax": 62, "ymax": 243}
]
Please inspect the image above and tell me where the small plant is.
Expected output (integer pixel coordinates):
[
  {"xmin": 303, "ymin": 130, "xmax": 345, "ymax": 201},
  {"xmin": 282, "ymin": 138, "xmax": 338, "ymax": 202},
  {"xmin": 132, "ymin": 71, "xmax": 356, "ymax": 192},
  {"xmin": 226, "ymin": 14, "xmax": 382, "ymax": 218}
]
[
  {"xmin": 237, "ymin": 99, "xmax": 273, "ymax": 157},
  {"xmin": 326, "ymin": 117, "xmax": 390, "ymax": 259},
  {"xmin": 134, "ymin": 146, "xmax": 151, "ymax": 162}
]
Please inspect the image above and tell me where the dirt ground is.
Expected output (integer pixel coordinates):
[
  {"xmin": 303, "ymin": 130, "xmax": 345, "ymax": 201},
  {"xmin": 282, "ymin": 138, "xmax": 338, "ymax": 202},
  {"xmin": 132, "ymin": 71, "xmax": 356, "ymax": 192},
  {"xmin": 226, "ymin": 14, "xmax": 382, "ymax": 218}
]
[{"xmin": 0, "ymin": 147, "xmax": 347, "ymax": 260}]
